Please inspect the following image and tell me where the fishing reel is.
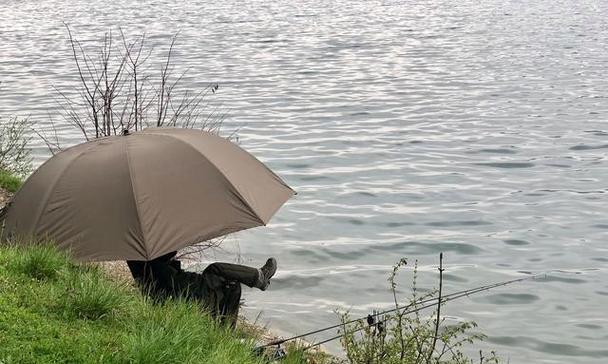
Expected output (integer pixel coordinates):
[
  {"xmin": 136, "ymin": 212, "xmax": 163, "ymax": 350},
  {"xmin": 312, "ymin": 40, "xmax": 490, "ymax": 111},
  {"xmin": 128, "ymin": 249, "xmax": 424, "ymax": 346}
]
[
  {"xmin": 253, "ymin": 343, "xmax": 287, "ymax": 362},
  {"xmin": 367, "ymin": 310, "xmax": 386, "ymax": 336}
]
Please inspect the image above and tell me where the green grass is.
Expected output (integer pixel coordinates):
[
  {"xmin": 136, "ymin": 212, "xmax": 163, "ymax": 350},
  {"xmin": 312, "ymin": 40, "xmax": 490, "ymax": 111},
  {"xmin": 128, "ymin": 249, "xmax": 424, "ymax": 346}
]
[
  {"xmin": 0, "ymin": 169, "xmax": 22, "ymax": 193},
  {"xmin": 10, "ymin": 244, "xmax": 70, "ymax": 281},
  {"xmin": 0, "ymin": 244, "xmax": 308, "ymax": 364},
  {"xmin": 63, "ymin": 268, "xmax": 128, "ymax": 320}
]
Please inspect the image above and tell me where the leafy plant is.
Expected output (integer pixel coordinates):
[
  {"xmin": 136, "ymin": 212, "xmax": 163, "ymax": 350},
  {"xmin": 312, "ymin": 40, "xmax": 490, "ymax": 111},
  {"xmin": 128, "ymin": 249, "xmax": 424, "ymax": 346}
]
[
  {"xmin": 0, "ymin": 169, "xmax": 22, "ymax": 193},
  {"xmin": 337, "ymin": 258, "xmax": 499, "ymax": 364},
  {"xmin": 0, "ymin": 116, "xmax": 32, "ymax": 179}
]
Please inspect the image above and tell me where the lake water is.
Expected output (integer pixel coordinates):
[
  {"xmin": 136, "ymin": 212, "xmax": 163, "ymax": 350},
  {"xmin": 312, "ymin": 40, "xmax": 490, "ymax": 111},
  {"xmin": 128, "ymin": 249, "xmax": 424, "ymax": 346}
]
[{"xmin": 2, "ymin": 0, "xmax": 608, "ymax": 362}]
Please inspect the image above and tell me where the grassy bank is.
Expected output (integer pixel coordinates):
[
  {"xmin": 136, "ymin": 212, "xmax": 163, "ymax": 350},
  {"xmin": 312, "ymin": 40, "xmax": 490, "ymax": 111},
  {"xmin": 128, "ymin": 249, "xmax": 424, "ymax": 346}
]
[
  {"xmin": 0, "ymin": 244, "xmax": 308, "ymax": 364},
  {"xmin": 0, "ymin": 171, "xmax": 319, "ymax": 364},
  {"xmin": 0, "ymin": 169, "xmax": 22, "ymax": 193}
]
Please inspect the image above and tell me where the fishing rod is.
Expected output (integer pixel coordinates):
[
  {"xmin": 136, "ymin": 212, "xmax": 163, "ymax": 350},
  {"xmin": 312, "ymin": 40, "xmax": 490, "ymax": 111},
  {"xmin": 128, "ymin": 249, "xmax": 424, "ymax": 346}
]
[
  {"xmin": 302, "ymin": 271, "xmax": 546, "ymax": 351},
  {"xmin": 260, "ymin": 271, "xmax": 546, "ymax": 350}
]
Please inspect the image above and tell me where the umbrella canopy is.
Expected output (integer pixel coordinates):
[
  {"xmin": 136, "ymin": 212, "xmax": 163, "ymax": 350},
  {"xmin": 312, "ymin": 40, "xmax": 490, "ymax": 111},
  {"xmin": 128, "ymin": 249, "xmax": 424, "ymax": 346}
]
[{"xmin": 2, "ymin": 128, "xmax": 294, "ymax": 261}]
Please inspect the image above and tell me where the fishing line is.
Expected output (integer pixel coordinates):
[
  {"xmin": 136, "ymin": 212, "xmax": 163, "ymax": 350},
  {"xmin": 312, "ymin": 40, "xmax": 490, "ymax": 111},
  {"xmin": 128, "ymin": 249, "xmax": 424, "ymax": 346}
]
[
  {"xmin": 303, "ymin": 272, "xmax": 547, "ymax": 351},
  {"xmin": 261, "ymin": 272, "xmax": 547, "ymax": 350}
]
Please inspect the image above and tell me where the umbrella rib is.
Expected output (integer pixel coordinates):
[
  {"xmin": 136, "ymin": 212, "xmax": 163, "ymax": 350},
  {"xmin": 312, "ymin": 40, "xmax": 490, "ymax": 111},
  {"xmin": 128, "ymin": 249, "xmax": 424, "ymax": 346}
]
[
  {"xmin": 124, "ymin": 136, "xmax": 150, "ymax": 260},
  {"xmin": 156, "ymin": 133, "xmax": 266, "ymax": 226},
  {"xmin": 31, "ymin": 149, "xmax": 89, "ymax": 238}
]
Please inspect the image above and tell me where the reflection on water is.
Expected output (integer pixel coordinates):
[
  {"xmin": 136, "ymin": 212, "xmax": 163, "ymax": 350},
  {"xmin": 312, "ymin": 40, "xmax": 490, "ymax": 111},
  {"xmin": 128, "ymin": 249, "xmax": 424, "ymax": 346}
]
[{"xmin": 2, "ymin": 0, "xmax": 608, "ymax": 362}]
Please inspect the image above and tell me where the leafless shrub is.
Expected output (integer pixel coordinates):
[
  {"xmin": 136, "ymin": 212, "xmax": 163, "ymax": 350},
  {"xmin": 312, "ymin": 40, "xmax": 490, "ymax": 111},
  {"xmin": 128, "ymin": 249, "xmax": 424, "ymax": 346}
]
[
  {"xmin": 338, "ymin": 258, "xmax": 500, "ymax": 364},
  {"xmin": 54, "ymin": 24, "xmax": 228, "ymax": 142},
  {"xmin": 177, "ymin": 237, "xmax": 227, "ymax": 262}
]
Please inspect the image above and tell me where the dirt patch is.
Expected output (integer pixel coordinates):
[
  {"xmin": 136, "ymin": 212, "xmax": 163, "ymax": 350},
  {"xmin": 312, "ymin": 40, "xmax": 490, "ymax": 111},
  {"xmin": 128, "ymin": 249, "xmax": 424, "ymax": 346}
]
[
  {"xmin": 0, "ymin": 187, "xmax": 12, "ymax": 222},
  {"xmin": 0, "ymin": 187, "xmax": 11, "ymax": 210},
  {"xmin": 95, "ymin": 261, "xmax": 135, "ymax": 284}
]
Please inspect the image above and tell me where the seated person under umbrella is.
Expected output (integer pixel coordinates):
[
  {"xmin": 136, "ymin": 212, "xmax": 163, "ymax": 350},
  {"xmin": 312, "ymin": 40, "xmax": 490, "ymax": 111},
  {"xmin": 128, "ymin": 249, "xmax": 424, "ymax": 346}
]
[{"xmin": 127, "ymin": 252, "xmax": 277, "ymax": 326}]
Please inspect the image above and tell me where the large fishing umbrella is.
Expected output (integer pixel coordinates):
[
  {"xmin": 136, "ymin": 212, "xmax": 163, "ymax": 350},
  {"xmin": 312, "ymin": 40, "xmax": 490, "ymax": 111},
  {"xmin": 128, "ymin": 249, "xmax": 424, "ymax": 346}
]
[{"xmin": 1, "ymin": 128, "xmax": 294, "ymax": 261}]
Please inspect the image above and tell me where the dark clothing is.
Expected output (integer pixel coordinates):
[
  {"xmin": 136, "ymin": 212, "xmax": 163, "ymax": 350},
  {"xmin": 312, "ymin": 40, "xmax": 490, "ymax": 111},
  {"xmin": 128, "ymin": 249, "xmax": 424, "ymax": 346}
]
[
  {"xmin": 127, "ymin": 253, "xmax": 259, "ymax": 326},
  {"xmin": 126, "ymin": 251, "xmax": 181, "ymax": 299},
  {"xmin": 203, "ymin": 262, "xmax": 259, "ymax": 288}
]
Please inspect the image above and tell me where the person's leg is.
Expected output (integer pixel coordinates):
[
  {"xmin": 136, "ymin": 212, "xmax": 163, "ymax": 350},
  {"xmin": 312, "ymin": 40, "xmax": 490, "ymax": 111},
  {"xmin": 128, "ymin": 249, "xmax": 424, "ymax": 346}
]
[
  {"xmin": 219, "ymin": 282, "xmax": 242, "ymax": 328},
  {"xmin": 203, "ymin": 258, "xmax": 277, "ymax": 290},
  {"xmin": 203, "ymin": 262, "xmax": 259, "ymax": 287}
]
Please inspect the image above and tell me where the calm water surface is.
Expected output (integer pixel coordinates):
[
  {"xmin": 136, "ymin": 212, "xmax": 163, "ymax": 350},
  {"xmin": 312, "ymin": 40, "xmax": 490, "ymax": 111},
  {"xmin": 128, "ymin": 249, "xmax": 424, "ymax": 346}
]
[{"xmin": 2, "ymin": 1, "xmax": 608, "ymax": 362}]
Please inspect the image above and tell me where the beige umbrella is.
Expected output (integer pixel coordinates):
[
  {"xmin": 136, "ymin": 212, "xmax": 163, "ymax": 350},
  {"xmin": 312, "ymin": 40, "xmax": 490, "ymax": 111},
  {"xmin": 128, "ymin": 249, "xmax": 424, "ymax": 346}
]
[{"xmin": 1, "ymin": 128, "xmax": 295, "ymax": 261}]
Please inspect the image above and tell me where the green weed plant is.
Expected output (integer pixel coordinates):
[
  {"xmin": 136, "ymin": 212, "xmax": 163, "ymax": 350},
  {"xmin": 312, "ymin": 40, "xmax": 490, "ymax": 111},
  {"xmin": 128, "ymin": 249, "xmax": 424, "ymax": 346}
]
[
  {"xmin": 0, "ymin": 169, "xmax": 22, "ymax": 193},
  {"xmin": 337, "ymin": 259, "xmax": 499, "ymax": 364},
  {"xmin": 0, "ymin": 116, "xmax": 32, "ymax": 179}
]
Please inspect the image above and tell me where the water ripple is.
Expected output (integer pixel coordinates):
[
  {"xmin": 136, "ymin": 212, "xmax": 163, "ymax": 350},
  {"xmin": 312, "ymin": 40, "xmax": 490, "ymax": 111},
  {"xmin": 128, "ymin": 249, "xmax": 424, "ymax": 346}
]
[{"xmin": 2, "ymin": 0, "xmax": 608, "ymax": 362}]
